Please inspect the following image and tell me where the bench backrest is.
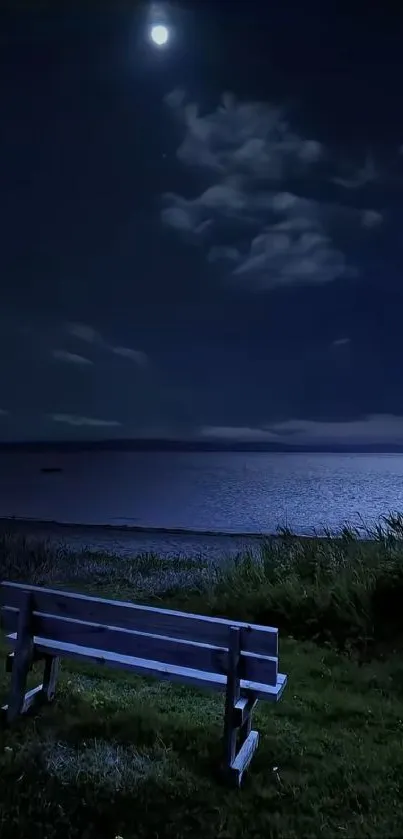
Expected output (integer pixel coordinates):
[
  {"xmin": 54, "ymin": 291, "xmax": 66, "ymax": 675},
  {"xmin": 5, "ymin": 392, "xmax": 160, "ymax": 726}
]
[{"xmin": 0, "ymin": 581, "xmax": 278, "ymax": 685}]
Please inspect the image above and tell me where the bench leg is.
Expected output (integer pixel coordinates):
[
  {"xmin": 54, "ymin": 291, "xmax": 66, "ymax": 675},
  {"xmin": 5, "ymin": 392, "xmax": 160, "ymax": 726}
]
[
  {"xmin": 4, "ymin": 593, "xmax": 34, "ymax": 724},
  {"xmin": 223, "ymin": 628, "xmax": 260, "ymax": 787},
  {"xmin": 2, "ymin": 653, "xmax": 60, "ymax": 724},
  {"xmin": 5, "ymin": 649, "xmax": 45, "ymax": 674},
  {"xmin": 239, "ymin": 707, "xmax": 252, "ymax": 745},
  {"xmin": 42, "ymin": 655, "xmax": 60, "ymax": 702},
  {"xmin": 223, "ymin": 627, "xmax": 241, "ymax": 776},
  {"xmin": 1, "ymin": 593, "xmax": 61, "ymax": 725},
  {"xmin": 227, "ymin": 696, "xmax": 259, "ymax": 787},
  {"xmin": 229, "ymin": 729, "xmax": 259, "ymax": 787}
]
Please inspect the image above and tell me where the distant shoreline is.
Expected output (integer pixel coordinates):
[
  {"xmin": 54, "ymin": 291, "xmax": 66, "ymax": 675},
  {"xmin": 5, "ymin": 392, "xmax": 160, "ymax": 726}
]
[
  {"xmin": 0, "ymin": 515, "xmax": 361, "ymax": 541},
  {"xmin": 0, "ymin": 515, "xmax": 272, "ymax": 561},
  {"xmin": 0, "ymin": 516, "xmax": 272, "ymax": 540},
  {"xmin": 0, "ymin": 514, "xmax": 381, "ymax": 561},
  {"xmin": 1, "ymin": 439, "xmax": 403, "ymax": 454}
]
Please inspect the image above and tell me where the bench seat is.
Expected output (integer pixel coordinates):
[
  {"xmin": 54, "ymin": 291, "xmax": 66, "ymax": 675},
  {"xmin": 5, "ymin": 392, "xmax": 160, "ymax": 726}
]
[{"xmin": 5, "ymin": 633, "xmax": 287, "ymax": 700}]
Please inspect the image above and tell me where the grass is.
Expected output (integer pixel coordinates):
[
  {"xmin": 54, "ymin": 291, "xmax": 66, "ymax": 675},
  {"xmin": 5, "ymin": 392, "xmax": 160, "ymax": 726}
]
[{"xmin": 2, "ymin": 516, "xmax": 403, "ymax": 837}]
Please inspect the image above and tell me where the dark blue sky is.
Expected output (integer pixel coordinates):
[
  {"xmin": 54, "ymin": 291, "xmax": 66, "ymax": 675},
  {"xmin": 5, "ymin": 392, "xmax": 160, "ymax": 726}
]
[{"xmin": 1, "ymin": 0, "xmax": 403, "ymax": 445}]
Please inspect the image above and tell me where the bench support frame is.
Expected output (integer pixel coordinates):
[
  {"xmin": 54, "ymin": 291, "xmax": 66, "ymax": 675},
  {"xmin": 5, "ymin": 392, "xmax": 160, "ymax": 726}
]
[
  {"xmin": 223, "ymin": 626, "xmax": 260, "ymax": 787},
  {"xmin": 1, "ymin": 593, "xmax": 60, "ymax": 724}
]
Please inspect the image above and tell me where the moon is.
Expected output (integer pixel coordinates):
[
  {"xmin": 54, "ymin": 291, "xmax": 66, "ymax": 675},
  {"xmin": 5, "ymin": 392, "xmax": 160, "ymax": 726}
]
[{"xmin": 150, "ymin": 24, "xmax": 169, "ymax": 46}]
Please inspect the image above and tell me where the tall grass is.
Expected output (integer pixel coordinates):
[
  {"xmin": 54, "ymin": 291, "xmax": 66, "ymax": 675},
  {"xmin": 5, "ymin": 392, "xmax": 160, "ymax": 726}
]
[
  {"xmin": 205, "ymin": 514, "xmax": 403, "ymax": 652},
  {"xmin": 0, "ymin": 533, "xmax": 212, "ymax": 595}
]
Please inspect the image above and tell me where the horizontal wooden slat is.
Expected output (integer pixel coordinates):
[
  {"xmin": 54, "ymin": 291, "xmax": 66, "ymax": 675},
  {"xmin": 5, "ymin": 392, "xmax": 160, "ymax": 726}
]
[
  {"xmin": 5, "ymin": 633, "xmax": 287, "ymax": 702},
  {"xmin": 0, "ymin": 582, "xmax": 277, "ymax": 657},
  {"xmin": 2, "ymin": 607, "xmax": 277, "ymax": 684}
]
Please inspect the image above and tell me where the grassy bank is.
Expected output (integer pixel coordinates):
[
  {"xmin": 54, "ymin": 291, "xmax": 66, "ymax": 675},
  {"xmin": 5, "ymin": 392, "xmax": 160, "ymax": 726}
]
[{"xmin": 2, "ymin": 517, "xmax": 403, "ymax": 838}]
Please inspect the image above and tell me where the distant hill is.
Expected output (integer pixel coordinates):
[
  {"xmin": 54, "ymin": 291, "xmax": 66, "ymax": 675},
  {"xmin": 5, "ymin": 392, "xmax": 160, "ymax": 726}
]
[{"xmin": 0, "ymin": 439, "xmax": 402, "ymax": 454}]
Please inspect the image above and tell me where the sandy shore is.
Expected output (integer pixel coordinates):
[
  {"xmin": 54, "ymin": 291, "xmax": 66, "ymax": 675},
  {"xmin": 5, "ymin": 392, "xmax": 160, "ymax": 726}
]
[{"xmin": 0, "ymin": 517, "xmax": 267, "ymax": 560}]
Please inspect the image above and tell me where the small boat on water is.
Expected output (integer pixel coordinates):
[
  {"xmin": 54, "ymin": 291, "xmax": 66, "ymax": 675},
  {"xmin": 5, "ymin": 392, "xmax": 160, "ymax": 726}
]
[{"xmin": 40, "ymin": 467, "xmax": 63, "ymax": 474}]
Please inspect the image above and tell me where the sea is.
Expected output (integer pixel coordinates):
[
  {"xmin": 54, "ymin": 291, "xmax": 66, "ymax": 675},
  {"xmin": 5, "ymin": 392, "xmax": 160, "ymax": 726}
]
[{"xmin": 1, "ymin": 451, "xmax": 403, "ymax": 559}]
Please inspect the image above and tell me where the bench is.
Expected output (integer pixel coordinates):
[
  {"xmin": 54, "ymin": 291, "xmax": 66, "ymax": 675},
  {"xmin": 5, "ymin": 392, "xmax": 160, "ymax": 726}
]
[{"xmin": 0, "ymin": 581, "xmax": 287, "ymax": 786}]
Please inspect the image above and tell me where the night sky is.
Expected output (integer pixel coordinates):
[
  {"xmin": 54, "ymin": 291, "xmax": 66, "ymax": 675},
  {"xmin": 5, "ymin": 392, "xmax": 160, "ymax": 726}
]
[{"xmin": 2, "ymin": 1, "xmax": 403, "ymax": 446}]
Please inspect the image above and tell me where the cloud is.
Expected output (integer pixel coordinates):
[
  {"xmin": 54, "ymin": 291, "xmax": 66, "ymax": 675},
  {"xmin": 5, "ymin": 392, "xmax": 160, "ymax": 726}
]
[
  {"xmin": 331, "ymin": 154, "xmax": 378, "ymax": 190},
  {"xmin": 162, "ymin": 186, "xmax": 355, "ymax": 288},
  {"xmin": 112, "ymin": 346, "xmax": 149, "ymax": 367},
  {"xmin": 200, "ymin": 425, "xmax": 279, "ymax": 442},
  {"xmin": 52, "ymin": 350, "xmax": 93, "ymax": 366},
  {"xmin": 162, "ymin": 91, "xmax": 376, "ymax": 289},
  {"xmin": 161, "ymin": 203, "xmax": 194, "ymax": 233},
  {"xmin": 0, "ymin": 409, "xmax": 9, "ymax": 417},
  {"xmin": 65, "ymin": 323, "xmax": 149, "ymax": 368},
  {"xmin": 160, "ymin": 206, "xmax": 195, "ymax": 232},
  {"xmin": 50, "ymin": 413, "xmax": 121, "ymax": 428},
  {"xmin": 198, "ymin": 183, "xmax": 248, "ymax": 211},
  {"xmin": 200, "ymin": 414, "xmax": 403, "ymax": 446},
  {"xmin": 361, "ymin": 209, "xmax": 383, "ymax": 228},
  {"xmin": 165, "ymin": 90, "xmax": 324, "ymax": 178},
  {"xmin": 233, "ymin": 222, "xmax": 346, "ymax": 288},
  {"xmin": 208, "ymin": 246, "xmax": 241, "ymax": 263},
  {"xmin": 269, "ymin": 415, "xmax": 403, "ymax": 445},
  {"xmin": 66, "ymin": 322, "xmax": 103, "ymax": 344},
  {"xmin": 332, "ymin": 337, "xmax": 351, "ymax": 347}
]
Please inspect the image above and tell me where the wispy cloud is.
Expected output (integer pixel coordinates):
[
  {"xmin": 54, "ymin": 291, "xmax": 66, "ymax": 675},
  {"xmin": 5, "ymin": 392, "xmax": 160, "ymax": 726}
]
[
  {"xmin": 160, "ymin": 206, "xmax": 196, "ymax": 232},
  {"xmin": 200, "ymin": 414, "xmax": 403, "ymax": 445},
  {"xmin": 332, "ymin": 337, "xmax": 351, "ymax": 347},
  {"xmin": 111, "ymin": 347, "xmax": 149, "ymax": 367},
  {"xmin": 208, "ymin": 246, "xmax": 241, "ymax": 263},
  {"xmin": 269, "ymin": 415, "xmax": 403, "ymax": 445},
  {"xmin": 232, "ymin": 216, "xmax": 347, "ymax": 287},
  {"xmin": 65, "ymin": 323, "xmax": 149, "ymax": 368},
  {"xmin": 331, "ymin": 153, "xmax": 378, "ymax": 190},
  {"xmin": 200, "ymin": 425, "xmax": 279, "ymax": 442},
  {"xmin": 361, "ymin": 209, "xmax": 383, "ymax": 229},
  {"xmin": 52, "ymin": 350, "xmax": 93, "ymax": 367},
  {"xmin": 66, "ymin": 322, "xmax": 103, "ymax": 344},
  {"xmin": 162, "ymin": 90, "xmax": 381, "ymax": 290},
  {"xmin": 166, "ymin": 90, "xmax": 323, "ymax": 177},
  {"xmin": 50, "ymin": 414, "xmax": 121, "ymax": 428}
]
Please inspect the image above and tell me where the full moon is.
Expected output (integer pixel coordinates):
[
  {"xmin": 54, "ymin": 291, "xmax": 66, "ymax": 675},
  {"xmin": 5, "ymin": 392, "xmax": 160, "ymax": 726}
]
[{"xmin": 150, "ymin": 24, "xmax": 169, "ymax": 46}]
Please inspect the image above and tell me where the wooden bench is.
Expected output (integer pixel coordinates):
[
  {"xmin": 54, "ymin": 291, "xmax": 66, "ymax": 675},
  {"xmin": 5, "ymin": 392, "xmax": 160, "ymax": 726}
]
[{"xmin": 0, "ymin": 581, "xmax": 287, "ymax": 786}]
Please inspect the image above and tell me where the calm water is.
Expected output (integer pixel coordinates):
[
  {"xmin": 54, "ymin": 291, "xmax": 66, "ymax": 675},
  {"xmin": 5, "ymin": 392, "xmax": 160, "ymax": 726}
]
[{"xmin": 0, "ymin": 451, "xmax": 403, "ymax": 556}]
